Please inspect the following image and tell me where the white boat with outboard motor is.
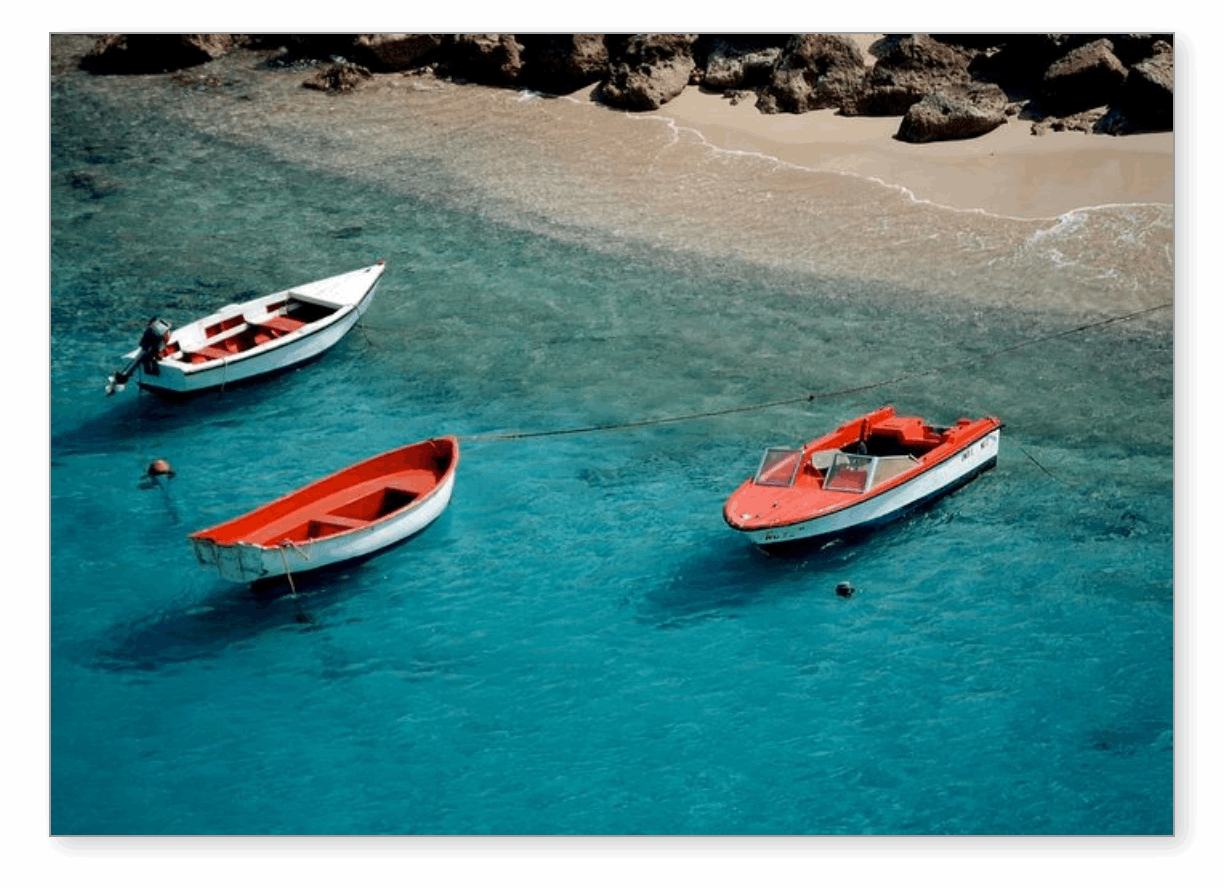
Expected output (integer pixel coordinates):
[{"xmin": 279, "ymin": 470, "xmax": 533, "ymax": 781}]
[{"xmin": 106, "ymin": 261, "xmax": 385, "ymax": 395}]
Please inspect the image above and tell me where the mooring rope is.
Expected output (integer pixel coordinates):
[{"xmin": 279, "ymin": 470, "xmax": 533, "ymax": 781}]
[
  {"xmin": 459, "ymin": 301, "xmax": 1173, "ymax": 444},
  {"xmin": 277, "ymin": 545, "xmax": 297, "ymax": 596}
]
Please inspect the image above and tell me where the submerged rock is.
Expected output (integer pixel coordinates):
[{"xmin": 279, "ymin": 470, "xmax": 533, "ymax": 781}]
[{"xmin": 302, "ymin": 61, "xmax": 372, "ymax": 94}]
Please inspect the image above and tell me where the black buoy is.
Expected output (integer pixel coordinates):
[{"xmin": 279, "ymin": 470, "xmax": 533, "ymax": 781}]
[{"xmin": 835, "ymin": 581, "xmax": 855, "ymax": 598}]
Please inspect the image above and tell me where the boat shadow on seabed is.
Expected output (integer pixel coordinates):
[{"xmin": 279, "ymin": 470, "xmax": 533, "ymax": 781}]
[
  {"xmin": 88, "ymin": 557, "xmax": 385, "ymax": 672},
  {"xmin": 51, "ymin": 361, "xmax": 332, "ymax": 459},
  {"xmin": 637, "ymin": 499, "xmax": 976, "ymax": 629}
]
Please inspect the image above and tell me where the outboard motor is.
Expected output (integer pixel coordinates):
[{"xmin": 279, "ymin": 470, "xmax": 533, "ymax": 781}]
[{"xmin": 106, "ymin": 317, "xmax": 171, "ymax": 395}]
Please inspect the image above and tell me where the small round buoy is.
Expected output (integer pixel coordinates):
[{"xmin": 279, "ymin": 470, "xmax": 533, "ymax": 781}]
[
  {"xmin": 147, "ymin": 458, "xmax": 175, "ymax": 479},
  {"xmin": 835, "ymin": 581, "xmax": 855, "ymax": 598}
]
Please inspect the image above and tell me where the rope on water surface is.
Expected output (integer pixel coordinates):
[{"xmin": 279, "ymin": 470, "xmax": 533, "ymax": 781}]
[{"xmin": 457, "ymin": 301, "xmax": 1174, "ymax": 444}]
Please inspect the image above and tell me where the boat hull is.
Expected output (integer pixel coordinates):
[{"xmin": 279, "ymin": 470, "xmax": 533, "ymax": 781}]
[
  {"xmin": 191, "ymin": 472, "xmax": 455, "ymax": 583},
  {"xmin": 132, "ymin": 263, "xmax": 383, "ymax": 395},
  {"xmin": 189, "ymin": 437, "xmax": 458, "ymax": 584},
  {"xmin": 744, "ymin": 429, "xmax": 998, "ymax": 549}
]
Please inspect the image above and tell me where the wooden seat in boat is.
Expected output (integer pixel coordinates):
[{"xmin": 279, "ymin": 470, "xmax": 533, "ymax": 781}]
[
  {"xmin": 190, "ymin": 344, "xmax": 231, "ymax": 362},
  {"xmin": 255, "ymin": 315, "xmax": 306, "ymax": 334}
]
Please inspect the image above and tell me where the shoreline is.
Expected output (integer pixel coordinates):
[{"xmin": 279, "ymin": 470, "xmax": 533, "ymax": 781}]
[
  {"xmin": 51, "ymin": 37, "xmax": 1176, "ymax": 319},
  {"xmin": 609, "ymin": 85, "xmax": 1174, "ymax": 220},
  {"xmin": 52, "ymin": 34, "xmax": 1174, "ymax": 222}
]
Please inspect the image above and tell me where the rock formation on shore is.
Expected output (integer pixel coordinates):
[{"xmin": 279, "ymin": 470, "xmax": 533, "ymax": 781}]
[{"xmin": 78, "ymin": 33, "xmax": 1174, "ymax": 142}]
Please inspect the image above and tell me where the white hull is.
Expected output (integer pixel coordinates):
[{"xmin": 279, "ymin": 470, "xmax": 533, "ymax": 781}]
[
  {"xmin": 746, "ymin": 429, "xmax": 1000, "ymax": 548},
  {"xmin": 191, "ymin": 470, "xmax": 455, "ymax": 584},
  {"xmin": 131, "ymin": 264, "xmax": 383, "ymax": 394}
]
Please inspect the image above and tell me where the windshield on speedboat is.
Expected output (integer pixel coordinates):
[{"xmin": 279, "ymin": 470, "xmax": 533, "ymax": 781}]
[
  {"xmin": 823, "ymin": 452, "xmax": 875, "ymax": 493},
  {"xmin": 753, "ymin": 446, "xmax": 804, "ymax": 487}
]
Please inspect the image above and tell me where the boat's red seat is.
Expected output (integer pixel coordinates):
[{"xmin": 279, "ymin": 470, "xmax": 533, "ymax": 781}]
[
  {"xmin": 188, "ymin": 345, "xmax": 231, "ymax": 362},
  {"xmin": 255, "ymin": 315, "xmax": 306, "ymax": 334}
]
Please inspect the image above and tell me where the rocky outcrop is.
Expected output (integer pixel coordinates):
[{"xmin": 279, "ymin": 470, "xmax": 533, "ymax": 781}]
[
  {"xmin": 302, "ymin": 61, "xmax": 372, "ymax": 94},
  {"xmin": 755, "ymin": 34, "xmax": 865, "ymax": 114},
  {"xmin": 81, "ymin": 34, "xmax": 243, "ymax": 74},
  {"xmin": 897, "ymin": 84, "xmax": 1009, "ymax": 142},
  {"xmin": 77, "ymin": 32, "xmax": 1175, "ymax": 143},
  {"xmin": 599, "ymin": 34, "xmax": 697, "ymax": 111}
]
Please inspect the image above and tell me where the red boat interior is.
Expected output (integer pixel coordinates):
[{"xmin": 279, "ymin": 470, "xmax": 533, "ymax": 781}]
[
  {"xmin": 160, "ymin": 298, "xmax": 338, "ymax": 365},
  {"xmin": 754, "ymin": 412, "xmax": 948, "ymax": 492},
  {"xmin": 191, "ymin": 439, "xmax": 458, "ymax": 548}
]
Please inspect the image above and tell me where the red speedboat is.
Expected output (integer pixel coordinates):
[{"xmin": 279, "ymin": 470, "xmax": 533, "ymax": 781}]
[{"xmin": 724, "ymin": 406, "xmax": 1000, "ymax": 551}]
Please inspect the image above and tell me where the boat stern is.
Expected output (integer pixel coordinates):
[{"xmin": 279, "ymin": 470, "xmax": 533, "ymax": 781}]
[{"xmin": 190, "ymin": 535, "xmax": 273, "ymax": 584}]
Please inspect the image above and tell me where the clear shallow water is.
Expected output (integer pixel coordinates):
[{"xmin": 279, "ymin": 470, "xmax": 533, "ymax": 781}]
[{"xmin": 50, "ymin": 45, "xmax": 1173, "ymax": 835}]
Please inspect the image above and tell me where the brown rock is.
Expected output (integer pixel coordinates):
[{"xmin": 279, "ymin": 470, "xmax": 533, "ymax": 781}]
[
  {"xmin": 846, "ymin": 34, "xmax": 974, "ymax": 116},
  {"xmin": 350, "ymin": 34, "xmax": 443, "ymax": 72},
  {"xmin": 697, "ymin": 35, "xmax": 788, "ymax": 91},
  {"xmin": 599, "ymin": 34, "xmax": 697, "ymax": 110},
  {"xmin": 302, "ymin": 61, "xmax": 372, "ymax": 94},
  {"xmin": 755, "ymin": 34, "xmax": 865, "ymax": 114},
  {"xmin": 896, "ymin": 86, "xmax": 1008, "ymax": 142}
]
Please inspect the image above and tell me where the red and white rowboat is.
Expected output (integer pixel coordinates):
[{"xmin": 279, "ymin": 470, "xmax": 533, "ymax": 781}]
[
  {"xmin": 190, "ymin": 437, "xmax": 459, "ymax": 583},
  {"xmin": 107, "ymin": 261, "xmax": 385, "ymax": 395},
  {"xmin": 723, "ymin": 406, "xmax": 1000, "ymax": 551}
]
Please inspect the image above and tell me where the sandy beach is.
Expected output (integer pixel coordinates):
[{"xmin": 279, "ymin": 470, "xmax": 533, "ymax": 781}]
[{"xmin": 648, "ymin": 86, "xmax": 1174, "ymax": 220}]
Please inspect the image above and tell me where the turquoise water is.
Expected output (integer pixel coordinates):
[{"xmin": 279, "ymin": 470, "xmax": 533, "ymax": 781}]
[{"xmin": 49, "ymin": 50, "xmax": 1173, "ymax": 836}]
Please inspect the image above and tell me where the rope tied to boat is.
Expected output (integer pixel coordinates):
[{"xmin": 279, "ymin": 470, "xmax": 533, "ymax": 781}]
[
  {"xmin": 276, "ymin": 538, "xmax": 314, "ymax": 598},
  {"xmin": 276, "ymin": 545, "xmax": 297, "ymax": 596}
]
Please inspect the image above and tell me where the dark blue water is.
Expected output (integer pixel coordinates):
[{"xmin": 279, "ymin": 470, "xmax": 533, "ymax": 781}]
[{"xmin": 49, "ymin": 47, "xmax": 1173, "ymax": 836}]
